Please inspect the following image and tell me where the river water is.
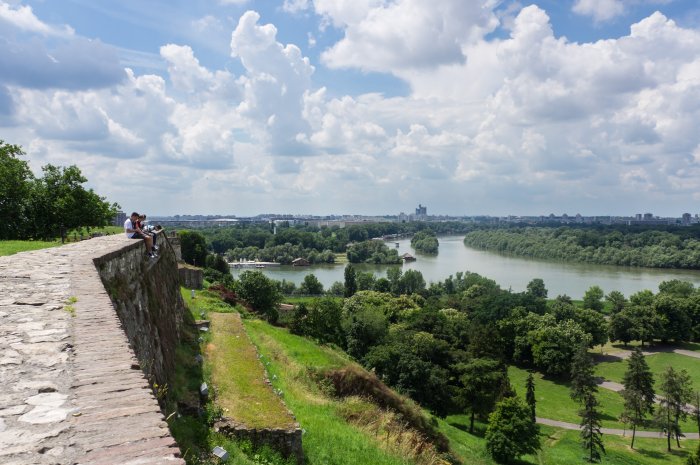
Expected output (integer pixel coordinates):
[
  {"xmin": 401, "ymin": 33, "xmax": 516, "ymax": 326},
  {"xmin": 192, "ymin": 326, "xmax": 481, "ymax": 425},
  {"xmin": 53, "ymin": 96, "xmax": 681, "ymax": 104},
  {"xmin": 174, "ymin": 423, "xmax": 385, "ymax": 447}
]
[{"xmin": 229, "ymin": 235, "xmax": 700, "ymax": 299}]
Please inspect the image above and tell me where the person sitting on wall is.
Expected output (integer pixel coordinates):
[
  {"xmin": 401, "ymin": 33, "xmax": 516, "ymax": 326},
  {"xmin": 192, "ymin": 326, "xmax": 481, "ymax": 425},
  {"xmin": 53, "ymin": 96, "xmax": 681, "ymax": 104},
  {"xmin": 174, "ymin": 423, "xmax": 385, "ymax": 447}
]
[
  {"xmin": 138, "ymin": 213, "xmax": 159, "ymax": 252},
  {"xmin": 124, "ymin": 211, "xmax": 155, "ymax": 258}
]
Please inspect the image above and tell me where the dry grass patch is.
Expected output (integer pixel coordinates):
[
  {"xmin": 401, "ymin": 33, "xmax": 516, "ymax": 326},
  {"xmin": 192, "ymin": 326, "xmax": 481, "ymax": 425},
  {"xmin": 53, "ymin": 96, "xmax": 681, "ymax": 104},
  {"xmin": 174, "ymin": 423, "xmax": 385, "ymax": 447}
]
[{"xmin": 207, "ymin": 312, "xmax": 296, "ymax": 429}]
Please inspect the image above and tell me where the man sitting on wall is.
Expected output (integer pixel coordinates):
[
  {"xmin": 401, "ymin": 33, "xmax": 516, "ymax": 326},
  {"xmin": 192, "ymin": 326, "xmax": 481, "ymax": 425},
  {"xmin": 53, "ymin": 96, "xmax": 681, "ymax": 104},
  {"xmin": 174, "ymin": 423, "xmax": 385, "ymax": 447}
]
[{"xmin": 124, "ymin": 211, "xmax": 156, "ymax": 258}]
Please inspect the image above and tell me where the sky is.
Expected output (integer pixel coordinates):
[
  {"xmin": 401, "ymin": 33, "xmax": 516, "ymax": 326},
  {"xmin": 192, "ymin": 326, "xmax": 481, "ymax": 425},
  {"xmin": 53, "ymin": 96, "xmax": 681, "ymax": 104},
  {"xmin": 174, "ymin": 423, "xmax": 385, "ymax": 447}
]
[{"xmin": 1, "ymin": 0, "xmax": 700, "ymax": 217}]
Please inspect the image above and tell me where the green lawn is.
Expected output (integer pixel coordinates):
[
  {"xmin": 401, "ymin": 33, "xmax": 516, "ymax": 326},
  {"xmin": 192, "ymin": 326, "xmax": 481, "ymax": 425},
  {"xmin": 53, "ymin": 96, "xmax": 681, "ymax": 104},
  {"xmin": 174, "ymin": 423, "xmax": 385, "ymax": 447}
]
[
  {"xmin": 596, "ymin": 352, "xmax": 700, "ymax": 390},
  {"xmin": 510, "ymin": 366, "xmax": 631, "ymax": 430},
  {"xmin": 0, "ymin": 240, "xmax": 62, "ymax": 256},
  {"xmin": 439, "ymin": 417, "xmax": 695, "ymax": 465}
]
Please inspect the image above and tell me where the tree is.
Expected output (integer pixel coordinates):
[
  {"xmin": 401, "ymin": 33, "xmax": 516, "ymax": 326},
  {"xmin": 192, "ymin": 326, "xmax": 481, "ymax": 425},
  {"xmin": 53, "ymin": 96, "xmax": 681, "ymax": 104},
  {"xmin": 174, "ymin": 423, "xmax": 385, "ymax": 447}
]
[
  {"xmin": 605, "ymin": 290, "xmax": 627, "ymax": 313},
  {"xmin": 570, "ymin": 343, "xmax": 597, "ymax": 405},
  {"xmin": 344, "ymin": 264, "xmax": 357, "ymax": 297},
  {"xmin": 580, "ymin": 392, "xmax": 605, "ymax": 463},
  {"xmin": 0, "ymin": 141, "xmax": 34, "ymax": 239},
  {"xmin": 526, "ymin": 372, "xmax": 537, "ymax": 423},
  {"xmin": 32, "ymin": 164, "xmax": 118, "ymax": 239},
  {"xmin": 485, "ymin": 396, "xmax": 541, "ymax": 464},
  {"xmin": 526, "ymin": 278, "xmax": 548, "ymax": 299},
  {"xmin": 621, "ymin": 347, "xmax": 655, "ymax": 449},
  {"xmin": 657, "ymin": 366, "xmax": 693, "ymax": 451},
  {"xmin": 459, "ymin": 358, "xmax": 509, "ymax": 433},
  {"xmin": 205, "ymin": 253, "xmax": 230, "ymax": 274},
  {"xmin": 235, "ymin": 270, "xmax": 282, "ymax": 322},
  {"xmin": 529, "ymin": 319, "xmax": 590, "ymax": 377},
  {"xmin": 583, "ymin": 285, "xmax": 605, "ymax": 312},
  {"xmin": 300, "ymin": 273, "xmax": 324, "ymax": 295},
  {"xmin": 180, "ymin": 230, "xmax": 208, "ymax": 267}
]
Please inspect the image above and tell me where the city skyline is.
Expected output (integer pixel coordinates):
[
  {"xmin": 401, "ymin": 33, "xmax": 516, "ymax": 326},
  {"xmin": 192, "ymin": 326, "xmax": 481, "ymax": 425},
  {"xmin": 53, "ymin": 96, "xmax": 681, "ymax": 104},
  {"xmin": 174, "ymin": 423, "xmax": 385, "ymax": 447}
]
[{"xmin": 1, "ymin": 1, "xmax": 700, "ymax": 216}]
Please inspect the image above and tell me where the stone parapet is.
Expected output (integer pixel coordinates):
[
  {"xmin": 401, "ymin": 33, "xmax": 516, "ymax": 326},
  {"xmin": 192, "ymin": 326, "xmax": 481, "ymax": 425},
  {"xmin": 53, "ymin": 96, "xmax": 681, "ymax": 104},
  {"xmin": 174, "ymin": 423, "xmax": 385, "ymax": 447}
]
[{"xmin": 0, "ymin": 235, "xmax": 185, "ymax": 465}]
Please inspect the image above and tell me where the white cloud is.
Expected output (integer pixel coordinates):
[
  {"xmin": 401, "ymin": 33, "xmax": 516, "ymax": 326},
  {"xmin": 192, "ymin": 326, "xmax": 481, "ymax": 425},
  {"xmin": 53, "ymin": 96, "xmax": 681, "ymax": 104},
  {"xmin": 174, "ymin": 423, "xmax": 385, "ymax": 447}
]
[
  {"xmin": 317, "ymin": 0, "xmax": 499, "ymax": 72},
  {"xmin": 0, "ymin": 1, "xmax": 74, "ymax": 37},
  {"xmin": 573, "ymin": 0, "xmax": 625, "ymax": 22},
  {"xmin": 3, "ymin": 4, "xmax": 700, "ymax": 215}
]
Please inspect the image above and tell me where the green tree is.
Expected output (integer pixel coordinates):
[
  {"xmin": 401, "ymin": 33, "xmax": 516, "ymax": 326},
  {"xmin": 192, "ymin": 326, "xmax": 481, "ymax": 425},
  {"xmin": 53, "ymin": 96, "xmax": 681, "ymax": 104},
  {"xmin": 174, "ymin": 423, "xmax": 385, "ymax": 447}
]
[
  {"xmin": 205, "ymin": 253, "xmax": 230, "ymax": 274},
  {"xmin": 526, "ymin": 278, "xmax": 548, "ymax": 299},
  {"xmin": 570, "ymin": 343, "xmax": 597, "ymax": 404},
  {"xmin": 459, "ymin": 358, "xmax": 509, "ymax": 433},
  {"xmin": 411, "ymin": 230, "xmax": 439, "ymax": 254},
  {"xmin": 580, "ymin": 392, "xmax": 605, "ymax": 463},
  {"xmin": 583, "ymin": 285, "xmax": 605, "ymax": 312},
  {"xmin": 31, "ymin": 164, "xmax": 118, "ymax": 239},
  {"xmin": 526, "ymin": 372, "xmax": 537, "ymax": 423},
  {"xmin": 605, "ymin": 290, "xmax": 627, "ymax": 313},
  {"xmin": 0, "ymin": 141, "xmax": 34, "ymax": 239},
  {"xmin": 179, "ymin": 230, "xmax": 208, "ymax": 266},
  {"xmin": 621, "ymin": 347, "xmax": 655, "ymax": 449},
  {"xmin": 344, "ymin": 264, "xmax": 357, "ymax": 298},
  {"xmin": 485, "ymin": 396, "xmax": 541, "ymax": 464},
  {"xmin": 300, "ymin": 273, "xmax": 324, "ymax": 295},
  {"xmin": 657, "ymin": 366, "xmax": 693, "ymax": 451},
  {"xmin": 235, "ymin": 270, "xmax": 282, "ymax": 322}
]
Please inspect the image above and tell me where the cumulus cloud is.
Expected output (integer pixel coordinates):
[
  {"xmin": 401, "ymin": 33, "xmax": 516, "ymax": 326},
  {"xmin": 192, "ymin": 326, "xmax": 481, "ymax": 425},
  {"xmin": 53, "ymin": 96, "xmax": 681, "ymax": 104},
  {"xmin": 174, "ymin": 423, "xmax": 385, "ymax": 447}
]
[
  {"xmin": 231, "ymin": 10, "xmax": 315, "ymax": 157},
  {"xmin": 2, "ymin": 3, "xmax": 700, "ymax": 215},
  {"xmin": 317, "ymin": 0, "xmax": 499, "ymax": 71}
]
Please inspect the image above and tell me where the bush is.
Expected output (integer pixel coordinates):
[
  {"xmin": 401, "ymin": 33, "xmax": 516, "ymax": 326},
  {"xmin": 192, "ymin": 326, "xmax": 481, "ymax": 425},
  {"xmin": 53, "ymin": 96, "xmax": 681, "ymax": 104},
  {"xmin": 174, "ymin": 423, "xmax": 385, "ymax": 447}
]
[{"xmin": 486, "ymin": 396, "xmax": 540, "ymax": 463}]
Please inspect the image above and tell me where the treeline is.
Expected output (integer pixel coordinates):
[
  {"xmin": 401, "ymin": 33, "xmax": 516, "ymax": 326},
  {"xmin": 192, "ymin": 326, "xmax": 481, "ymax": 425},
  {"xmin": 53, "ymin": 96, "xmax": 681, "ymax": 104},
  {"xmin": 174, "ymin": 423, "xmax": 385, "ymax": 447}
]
[
  {"xmin": 0, "ymin": 141, "xmax": 119, "ymax": 240},
  {"xmin": 463, "ymin": 226, "xmax": 700, "ymax": 269},
  {"xmin": 199, "ymin": 222, "xmax": 469, "ymax": 265}
]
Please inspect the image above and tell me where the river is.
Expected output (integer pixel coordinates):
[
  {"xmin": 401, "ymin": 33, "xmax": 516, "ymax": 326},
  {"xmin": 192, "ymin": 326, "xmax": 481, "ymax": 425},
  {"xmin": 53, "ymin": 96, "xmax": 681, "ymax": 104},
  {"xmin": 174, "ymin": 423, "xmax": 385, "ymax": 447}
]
[{"xmin": 229, "ymin": 235, "xmax": 700, "ymax": 299}]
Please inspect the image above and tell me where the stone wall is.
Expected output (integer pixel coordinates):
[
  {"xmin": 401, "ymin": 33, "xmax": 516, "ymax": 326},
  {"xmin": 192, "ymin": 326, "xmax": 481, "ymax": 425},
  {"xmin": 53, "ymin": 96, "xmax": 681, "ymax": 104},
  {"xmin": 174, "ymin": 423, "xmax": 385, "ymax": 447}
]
[
  {"xmin": 178, "ymin": 265, "xmax": 203, "ymax": 290},
  {"xmin": 215, "ymin": 421, "xmax": 304, "ymax": 464},
  {"xmin": 94, "ymin": 233, "xmax": 186, "ymax": 388}
]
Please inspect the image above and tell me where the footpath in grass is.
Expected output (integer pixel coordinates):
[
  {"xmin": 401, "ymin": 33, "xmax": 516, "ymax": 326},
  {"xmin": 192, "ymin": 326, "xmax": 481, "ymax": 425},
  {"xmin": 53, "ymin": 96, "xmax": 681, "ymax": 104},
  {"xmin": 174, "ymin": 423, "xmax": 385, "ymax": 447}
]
[{"xmin": 208, "ymin": 313, "xmax": 297, "ymax": 429}]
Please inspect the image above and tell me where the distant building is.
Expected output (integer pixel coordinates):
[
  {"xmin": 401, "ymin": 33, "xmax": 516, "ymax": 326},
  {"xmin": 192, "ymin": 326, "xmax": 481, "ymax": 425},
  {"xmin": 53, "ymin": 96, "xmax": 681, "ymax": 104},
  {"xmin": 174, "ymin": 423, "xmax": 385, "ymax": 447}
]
[
  {"xmin": 415, "ymin": 204, "xmax": 427, "ymax": 217},
  {"xmin": 112, "ymin": 211, "xmax": 126, "ymax": 227},
  {"xmin": 643, "ymin": 213, "xmax": 654, "ymax": 221},
  {"xmin": 291, "ymin": 258, "xmax": 310, "ymax": 266},
  {"xmin": 682, "ymin": 213, "xmax": 692, "ymax": 225}
]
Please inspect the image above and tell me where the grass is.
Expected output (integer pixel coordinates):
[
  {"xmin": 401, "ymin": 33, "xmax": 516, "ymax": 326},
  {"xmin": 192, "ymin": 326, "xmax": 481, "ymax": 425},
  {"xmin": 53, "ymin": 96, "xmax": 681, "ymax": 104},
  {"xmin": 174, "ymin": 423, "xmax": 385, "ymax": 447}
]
[
  {"xmin": 244, "ymin": 319, "xmax": 438, "ymax": 465},
  {"xmin": 0, "ymin": 226, "xmax": 123, "ymax": 257},
  {"xmin": 509, "ymin": 366, "xmax": 633, "ymax": 429},
  {"xmin": 438, "ymin": 417, "xmax": 696, "ymax": 465},
  {"xmin": 0, "ymin": 240, "xmax": 61, "ymax": 256},
  {"xmin": 596, "ymin": 351, "xmax": 700, "ymax": 395},
  {"xmin": 334, "ymin": 253, "xmax": 348, "ymax": 264},
  {"xmin": 207, "ymin": 312, "xmax": 296, "ymax": 429}
]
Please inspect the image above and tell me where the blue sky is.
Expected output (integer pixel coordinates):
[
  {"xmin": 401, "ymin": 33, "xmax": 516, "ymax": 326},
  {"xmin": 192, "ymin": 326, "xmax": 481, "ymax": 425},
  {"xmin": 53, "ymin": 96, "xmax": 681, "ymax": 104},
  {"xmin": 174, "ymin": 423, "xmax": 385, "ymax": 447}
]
[{"xmin": 1, "ymin": 0, "xmax": 700, "ymax": 216}]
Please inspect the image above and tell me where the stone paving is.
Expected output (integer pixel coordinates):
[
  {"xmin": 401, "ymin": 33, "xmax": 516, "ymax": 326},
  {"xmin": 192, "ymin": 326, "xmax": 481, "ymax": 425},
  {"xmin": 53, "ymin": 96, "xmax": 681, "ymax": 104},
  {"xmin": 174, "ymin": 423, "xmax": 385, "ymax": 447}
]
[{"xmin": 0, "ymin": 236, "xmax": 184, "ymax": 465}]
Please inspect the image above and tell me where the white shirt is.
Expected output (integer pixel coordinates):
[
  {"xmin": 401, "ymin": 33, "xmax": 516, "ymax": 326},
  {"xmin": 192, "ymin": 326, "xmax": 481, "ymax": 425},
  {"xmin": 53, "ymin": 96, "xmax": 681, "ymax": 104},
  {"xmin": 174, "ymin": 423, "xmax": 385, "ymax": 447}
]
[{"xmin": 124, "ymin": 218, "xmax": 135, "ymax": 238}]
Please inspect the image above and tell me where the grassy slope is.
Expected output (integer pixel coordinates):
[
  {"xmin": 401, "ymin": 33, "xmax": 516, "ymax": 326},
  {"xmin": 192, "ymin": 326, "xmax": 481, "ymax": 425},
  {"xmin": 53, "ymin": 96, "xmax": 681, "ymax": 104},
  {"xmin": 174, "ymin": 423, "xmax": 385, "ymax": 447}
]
[{"xmin": 244, "ymin": 319, "xmax": 411, "ymax": 465}]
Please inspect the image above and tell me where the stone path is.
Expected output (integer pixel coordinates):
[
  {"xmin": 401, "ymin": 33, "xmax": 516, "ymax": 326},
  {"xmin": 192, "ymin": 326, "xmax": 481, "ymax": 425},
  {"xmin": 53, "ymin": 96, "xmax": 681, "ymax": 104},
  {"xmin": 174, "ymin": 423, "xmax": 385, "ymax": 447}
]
[
  {"xmin": 0, "ymin": 236, "xmax": 184, "ymax": 465},
  {"xmin": 536, "ymin": 417, "xmax": 699, "ymax": 439}
]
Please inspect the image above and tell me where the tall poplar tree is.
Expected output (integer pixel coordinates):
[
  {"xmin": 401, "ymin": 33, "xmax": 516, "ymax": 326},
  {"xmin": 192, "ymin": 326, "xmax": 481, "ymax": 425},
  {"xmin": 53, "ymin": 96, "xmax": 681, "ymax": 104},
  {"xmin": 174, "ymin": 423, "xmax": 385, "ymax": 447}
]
[
  {"xmin": 621, "ymin": 347, "xmax": 655, "ymax": 449},
  {"xmin": 526, "ymin": 372, "xmax": 537, "ymax": 423}
]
